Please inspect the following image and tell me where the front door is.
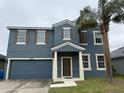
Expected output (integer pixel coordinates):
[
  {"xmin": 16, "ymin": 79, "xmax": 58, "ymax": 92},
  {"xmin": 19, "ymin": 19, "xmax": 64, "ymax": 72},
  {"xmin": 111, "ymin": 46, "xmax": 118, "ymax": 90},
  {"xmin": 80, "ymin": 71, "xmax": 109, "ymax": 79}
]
[{"xmin": 62, "ymin": 57, "xmax": 72, "ymax": 78}]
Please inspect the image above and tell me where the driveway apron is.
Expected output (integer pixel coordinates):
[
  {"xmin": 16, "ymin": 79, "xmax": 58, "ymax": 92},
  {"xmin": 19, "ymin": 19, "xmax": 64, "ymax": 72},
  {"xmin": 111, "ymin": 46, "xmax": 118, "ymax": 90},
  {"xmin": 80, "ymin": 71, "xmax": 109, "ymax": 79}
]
[{"xmin": 0, "ymin": 80, "xmax": 50, "ymax": 93}]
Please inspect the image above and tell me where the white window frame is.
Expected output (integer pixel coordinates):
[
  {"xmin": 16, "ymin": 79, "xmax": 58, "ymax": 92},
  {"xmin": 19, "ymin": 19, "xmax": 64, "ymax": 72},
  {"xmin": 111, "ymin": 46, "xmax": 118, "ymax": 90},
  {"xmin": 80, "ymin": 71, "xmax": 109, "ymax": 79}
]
[
  {"xmin": 36, "ymin": 31, "xmax": 46, "ymax": 45},
  {"xmin": 82, "ymin": 54, "xmax": 91, "ymax": 70},
  {"xmin": 96, "ymin": 54, "xmax": 106, "ymax": 70},
  {"xmin": 63, "ymin": 27, "xmax": 71, "ymax": 40},
  {"xmin": 93, "ymin": 31, "xmax": 103, "ymax": 45},
  {"xmin": 16, "ymin": 30, "xmax": 26, "ymax": 45},
  {"xmin": 79, "ymin": 31, "xmax": 88, "ymax": 45}
]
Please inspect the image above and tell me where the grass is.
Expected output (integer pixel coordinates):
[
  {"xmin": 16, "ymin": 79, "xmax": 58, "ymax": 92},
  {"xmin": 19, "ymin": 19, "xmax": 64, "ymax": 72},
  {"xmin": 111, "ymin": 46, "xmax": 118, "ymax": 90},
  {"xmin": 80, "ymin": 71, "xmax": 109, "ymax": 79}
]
[{"xmin": 49, "ymin": 77, "xmax": 124, "ymax": 93}]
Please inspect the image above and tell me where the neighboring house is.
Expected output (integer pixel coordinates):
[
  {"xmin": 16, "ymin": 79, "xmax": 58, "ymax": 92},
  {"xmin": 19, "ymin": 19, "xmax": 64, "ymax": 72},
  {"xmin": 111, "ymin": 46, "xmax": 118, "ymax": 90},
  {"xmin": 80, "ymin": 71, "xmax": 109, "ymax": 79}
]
[
  {"xmin": 5, "ymin": 19, "xmax": 106, "ymax": 81},
  {"xmin": 111, "ymin": 47, "xmax": 124, "ymax": 75},
  {"xmin": 0, "ymin": 54, "xmax": 6, "ymax": 70}
]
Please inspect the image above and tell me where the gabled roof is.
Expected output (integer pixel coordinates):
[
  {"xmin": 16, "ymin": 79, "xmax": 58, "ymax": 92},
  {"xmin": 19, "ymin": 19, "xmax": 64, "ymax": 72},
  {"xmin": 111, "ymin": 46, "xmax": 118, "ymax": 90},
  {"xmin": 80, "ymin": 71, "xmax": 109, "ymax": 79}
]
[
  {"xmin": 0, "ymin": 54, "xmax": 6, "ymax": 60},
  {"xmin": 51, "ymin": 42, "xmax": 85, "ymax": 51},
  {"xmin": 111, "ymin": 47, "xmax": 124, "ymax": 59},
  {"xmin": 52, "ymin": 19, "xmax": 75, "ymax": 27},
  {"xmin": 7, "ymin": 26, "xmax": 53, "ymax": 30}
]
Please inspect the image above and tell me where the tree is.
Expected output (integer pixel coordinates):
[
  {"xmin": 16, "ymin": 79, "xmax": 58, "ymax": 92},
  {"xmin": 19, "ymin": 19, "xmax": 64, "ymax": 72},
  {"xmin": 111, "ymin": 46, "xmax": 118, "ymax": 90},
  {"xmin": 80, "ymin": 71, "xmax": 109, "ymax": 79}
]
[{"xmin": 76, "ymin": 0, "xmax": 124, "ymax": 83}]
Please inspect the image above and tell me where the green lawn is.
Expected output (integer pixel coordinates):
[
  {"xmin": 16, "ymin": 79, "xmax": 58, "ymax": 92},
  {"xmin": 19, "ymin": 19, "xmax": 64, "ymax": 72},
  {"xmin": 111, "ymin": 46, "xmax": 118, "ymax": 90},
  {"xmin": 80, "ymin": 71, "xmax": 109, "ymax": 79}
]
[{"xmin": 49, "ymin": 77, "xmax": 124, "ymax": 93}]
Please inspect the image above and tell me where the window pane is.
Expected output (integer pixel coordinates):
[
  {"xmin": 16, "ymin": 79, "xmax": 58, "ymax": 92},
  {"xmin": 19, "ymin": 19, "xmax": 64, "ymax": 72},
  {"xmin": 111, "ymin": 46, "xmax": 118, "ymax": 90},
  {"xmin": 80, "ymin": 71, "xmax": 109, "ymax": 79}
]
[
  {"xmin": 37, "ymin": 31, "xmax": 45, "ymax": 43},
  {"xmin": 95, "ymin": 33, "xmax": 101, "ymax": 38},
  {"xmin": 80, "ymin": 32, "xmax": 87, "ymax": 43},
  {"xmin": 18, "ymin": 32, "xmax": 25, "ymax": 36},
  {"xmin": 96, "ymin": 38, "xmax": 102, "ymax": 43},
  {"xmin": 97, "ymin": 55, "xmax": 105, "ymax": 69},
  {"xmin": 94, "ymin": 32, "xmax": 102, "ymax": 44},
  {"xmin": 82, "ymin": 56, "xmax": 88, "ymax": 61},
  {"xmin": 65, "ymin": 33, "xmax": 70, "ymax": 38},
  {"xmin": 98, "ymin": 56, "xmax": 104, "ymax": 61},
  {"xmin": 18, "ymin": 37, "xmax": 25, "ymax": 42},
  {"xmin": 98, "ymin": 62, "xmax": 105, "ymax": 68},
  {"xmin": 63, "ymin": 28, "xmax": 70, "ymax": 39},
  {"xmin": 17, "ymin": 31, "xmax": 26, "ymax": 43},
  {"xmin": 83, "ymin": 62, "xmax": 88, "ymax": 68},
  {"xmin": 82, "ymin": 55, "xmax": 89, "ymax": 69}
]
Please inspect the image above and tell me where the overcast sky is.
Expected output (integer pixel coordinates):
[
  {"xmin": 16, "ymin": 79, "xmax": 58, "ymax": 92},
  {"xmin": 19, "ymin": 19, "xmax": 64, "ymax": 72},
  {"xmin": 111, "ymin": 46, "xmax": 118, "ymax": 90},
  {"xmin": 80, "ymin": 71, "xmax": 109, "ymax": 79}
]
[{"xmin": 0, "ymin": 0, "xmax": 124, "ymax": 55}]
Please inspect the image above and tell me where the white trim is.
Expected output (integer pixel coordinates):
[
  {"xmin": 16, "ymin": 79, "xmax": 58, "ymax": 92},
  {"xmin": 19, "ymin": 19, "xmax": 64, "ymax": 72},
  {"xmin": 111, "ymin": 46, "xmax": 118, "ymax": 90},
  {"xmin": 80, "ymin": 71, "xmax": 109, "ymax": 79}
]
[
  {"xmin": 95, "ymin": 54, "xmax": 106, "ymax": 71},
  {"xmin": 63, "ymin": 27, "xmax": 71, "ymax": 29},
  {"xmin": 16, "ymin": 42, "xmax": 26, "ymax": 45},
  {"xmin": 52, "ymin": 51, "xmax": 57, "ymax": 81},
  {"xmin": 8, "ymin": 58, "xmax": 53, "ymax": 60},
  {"xmin": 5, "ymin": 58, "xmax": 10, "ymax": 80},
  {"xmin": 51, "ymin": 42, "xmax": 85, "ymax": 51},
  {"xmin": 61, "ymin": 57, "xmax": 73, "ymax": 78},
  {"xmin": 81, "ymin": 30, "xmax": 87, "ymax": 32},
  {"xmin": 79, "ymin": 52, "xmax": 84, "ymax": 80},
  {"xmin": 5, "ymin": 57, "xmax": 53, "ymax": 80},
  {"xmin": 16, "ymin": 30, "xmax": 27, "ymax": 45},
  {"xmin": 63, "ymin": 38, "xmax": 71, "ymax": 40},
  {"xmin": 82, "ymin": 54, "xmax": 92, "ymax": 71},
  {"xmin": 36, "ymin": 42, "xmax": 46, "ymax": 45},
  {"xmin": 79, "ymin": 43, "xmax": 88, "ymax": 45},
  {"xmin": 93, "ymin": 31, "xmax": 103, "ymax": 45}
]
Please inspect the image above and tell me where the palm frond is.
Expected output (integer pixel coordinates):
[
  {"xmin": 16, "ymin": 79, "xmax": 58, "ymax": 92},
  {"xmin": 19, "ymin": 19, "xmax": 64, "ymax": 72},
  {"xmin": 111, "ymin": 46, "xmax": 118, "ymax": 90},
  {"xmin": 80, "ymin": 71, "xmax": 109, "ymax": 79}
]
[
  {"xmin": 76, "ymin": 6, "xmax": 98, "ymax": 30},
  {"xmin": 112, "ymin": 14, "xmax": 124, "ymax": 23},
  {"xmin": 98, "ymin": 0, "xmax": 124, "ymax": 24},
  {"xmin": 98, "ymin": 0, "xmax": 107, "ymax": 9},
  {"xmin": 76, "ymin": 0, "xmax": 124, "ymax": 31},
  {"xmin": 106, "ymin": 0, "xmax": 124, "ymax": 23}
]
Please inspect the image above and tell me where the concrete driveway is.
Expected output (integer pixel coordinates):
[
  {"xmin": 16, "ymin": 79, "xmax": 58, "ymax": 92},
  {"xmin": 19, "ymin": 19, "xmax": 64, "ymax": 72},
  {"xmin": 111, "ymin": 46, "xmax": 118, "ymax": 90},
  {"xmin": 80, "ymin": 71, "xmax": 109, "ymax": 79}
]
[{"xmin": 0, "ymin": 80, "xmax": 50, "ymax": 93}]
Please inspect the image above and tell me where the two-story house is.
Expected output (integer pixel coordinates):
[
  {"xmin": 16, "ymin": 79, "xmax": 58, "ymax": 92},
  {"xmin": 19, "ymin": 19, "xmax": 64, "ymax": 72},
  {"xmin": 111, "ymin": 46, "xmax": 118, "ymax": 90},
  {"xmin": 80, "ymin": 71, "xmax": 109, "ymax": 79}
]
[{"xmin": 5, "ymin": 19, "xmax": 106, "ymax": 81}]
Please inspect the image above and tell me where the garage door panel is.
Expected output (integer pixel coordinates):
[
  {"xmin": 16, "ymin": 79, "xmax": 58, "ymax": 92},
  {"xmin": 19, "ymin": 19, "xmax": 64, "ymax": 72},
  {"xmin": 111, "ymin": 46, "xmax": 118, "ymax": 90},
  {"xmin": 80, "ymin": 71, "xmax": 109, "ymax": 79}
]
[{"xmin": 9, "ymin": 60, "xmax": 52, "ymax": 79}]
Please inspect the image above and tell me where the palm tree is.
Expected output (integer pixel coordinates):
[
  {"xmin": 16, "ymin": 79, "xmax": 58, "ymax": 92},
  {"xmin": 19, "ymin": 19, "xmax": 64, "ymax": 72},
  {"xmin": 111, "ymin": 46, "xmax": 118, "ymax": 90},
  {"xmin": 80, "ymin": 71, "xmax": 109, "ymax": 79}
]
[{"xmin": 76, "ymin": 0, "xmax": 124, "ymax": 83}]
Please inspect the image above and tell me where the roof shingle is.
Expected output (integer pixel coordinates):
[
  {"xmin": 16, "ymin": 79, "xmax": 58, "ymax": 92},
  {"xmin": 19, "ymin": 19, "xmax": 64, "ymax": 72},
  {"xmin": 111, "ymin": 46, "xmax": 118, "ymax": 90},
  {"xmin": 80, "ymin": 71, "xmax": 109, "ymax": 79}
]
[{"xmin": 111, "ymin": 47, "xmax": 124, "ymax": 59}]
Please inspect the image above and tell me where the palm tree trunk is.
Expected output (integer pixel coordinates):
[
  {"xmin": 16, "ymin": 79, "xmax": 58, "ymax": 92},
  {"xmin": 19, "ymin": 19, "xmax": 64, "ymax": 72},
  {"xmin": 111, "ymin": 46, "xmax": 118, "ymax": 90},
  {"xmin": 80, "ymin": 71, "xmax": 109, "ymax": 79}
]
[{"xmin": 102, "ymin": 26, "xmax": 113, "ymax": 83}]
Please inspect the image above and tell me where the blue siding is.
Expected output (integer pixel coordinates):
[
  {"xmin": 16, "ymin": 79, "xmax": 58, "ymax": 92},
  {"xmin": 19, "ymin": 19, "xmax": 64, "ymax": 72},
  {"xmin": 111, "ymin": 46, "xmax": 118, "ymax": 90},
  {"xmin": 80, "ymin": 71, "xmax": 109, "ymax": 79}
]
[
  {"xmin": 82, "ymin": 29, "xmax": 105, "ymax": 78},
  {"xmin": 54, "ymin": 24, "xmax": 79, "ymax": 46},
  {"xmin": 7, "ymin": 30, "xmax": 54, "ymax": 58},
  {"xmin": 9, "ymin": 60, "xmax": 52, "ymax": 79},
  {"xmin": 84, "ymin": 71, "xmax": 106, "ymax": 78}
]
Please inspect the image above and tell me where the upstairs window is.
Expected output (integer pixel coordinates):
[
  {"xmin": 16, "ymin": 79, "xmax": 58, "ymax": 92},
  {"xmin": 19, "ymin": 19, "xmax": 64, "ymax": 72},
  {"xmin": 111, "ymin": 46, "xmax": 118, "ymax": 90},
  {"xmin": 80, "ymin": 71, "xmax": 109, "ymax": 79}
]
[
  {"xmin": 96, "ymin": 54, "xmax": 106, "ymax": 70},
  {"xmin": 93, "ymin": 31, "xmax": 103, "ymax": 45},
  {"xmin": 16, "ymin": 30, "xmax": 26, "ymax": 44},
  {"xmin": 63, "ymin": 27, "xmax": 71, "ymax": 40},
  {"xmin": 82, "ymin": 54, "xmax": 91, "ymax": 70},
  {"xmin": 80, "ymin": 31, "xmax": 87, "ymax": 45},
  {"xmin": 36, "ymin": 31, "xmax": 46, "ymax": 45}
]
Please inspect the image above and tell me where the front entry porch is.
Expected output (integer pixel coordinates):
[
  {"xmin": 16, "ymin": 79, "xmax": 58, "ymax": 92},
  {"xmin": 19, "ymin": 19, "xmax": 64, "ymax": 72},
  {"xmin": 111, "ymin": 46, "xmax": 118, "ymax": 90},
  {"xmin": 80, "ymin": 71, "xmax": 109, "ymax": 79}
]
[{"xmin": 51, "ymin": 42, "xmax": 86, "ymax": 82}]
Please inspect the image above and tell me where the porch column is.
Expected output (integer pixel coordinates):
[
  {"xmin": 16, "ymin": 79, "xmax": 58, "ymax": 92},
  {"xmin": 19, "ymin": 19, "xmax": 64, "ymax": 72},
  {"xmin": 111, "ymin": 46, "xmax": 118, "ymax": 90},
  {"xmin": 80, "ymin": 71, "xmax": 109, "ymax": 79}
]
[
  {"xmin": 5, "ymin": 58, "xmax": 11, "ymax": 80},
  {"xmin": 52, "ymin": 51, "xmax": 57, "ymax": 81},
  {"xmin": 79, "ymin": 51, "xmax": 84, "ymax": 80}
]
